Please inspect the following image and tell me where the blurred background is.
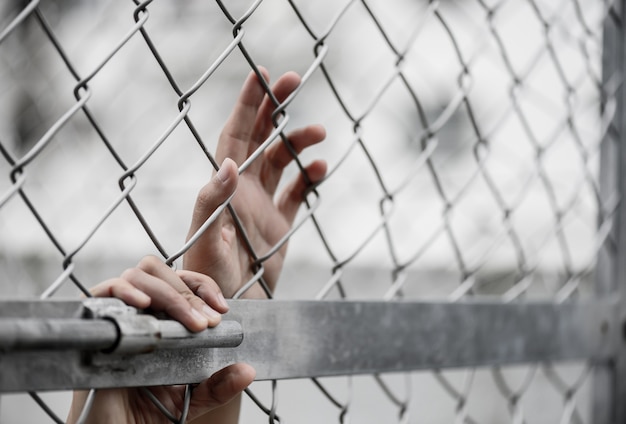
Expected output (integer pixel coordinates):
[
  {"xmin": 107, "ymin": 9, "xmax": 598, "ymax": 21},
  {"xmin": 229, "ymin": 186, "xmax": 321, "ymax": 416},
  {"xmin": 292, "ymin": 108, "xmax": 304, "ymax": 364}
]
[{"xmin": 0, "ymin": 0, "xmax": 608, "ymax": 422}]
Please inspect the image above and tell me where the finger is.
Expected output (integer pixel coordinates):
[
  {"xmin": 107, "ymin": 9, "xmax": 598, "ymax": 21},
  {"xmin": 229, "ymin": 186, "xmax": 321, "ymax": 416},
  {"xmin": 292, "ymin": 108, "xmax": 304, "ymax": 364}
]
[
  {"xmin": 119, "ymin": 266, "xmax": 210, "ymax": 331},
  {"xmin": 186, "ymin": 157, "xmax": 239, "ymax": 253},
  {"xmin": 177, "ymin": 269, "xmax": 230, "ymax": 314},
  {"xmin": 261, "ymin": 124, "xmax": 326, "ymax": 195},
  {"xmin": 134, "ymin": 256, "xmax": 223, "ymax": 329},
  {"xmin": 188, "ymin": 363, "xmax": 256, "ymax": 417},
  {"xmin": 67, "ymin": 390, "xmax": 90, "ymax": 424},
  {"xmin": 90, "ymin": 278, "xmax": 151, "ymax": 309},
  {"xmin": 266, "ymin": 124, "xmax": 326, "ymax": 169},
  {"xmin": 102, "ymin": 267, "xmax": 203, "ymax": 333},
  {"xmin": 91, "ymin": 268, "xmax": 215, "ymax": 331},
  {"xmin": 250, "ymin": 72, "xmax": 301, "ymax": 159},
  {"xmin": 277, "ymin": 159, "xmax": 327, "ymax": 225},
  {"xmin": 217, "ymin": 67, "xmax": 270, "ymax": 165}
]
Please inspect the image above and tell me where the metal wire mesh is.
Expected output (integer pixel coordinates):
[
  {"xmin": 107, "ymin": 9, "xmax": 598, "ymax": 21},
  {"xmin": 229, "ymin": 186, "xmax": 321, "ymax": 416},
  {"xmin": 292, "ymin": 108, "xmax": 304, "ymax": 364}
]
[{"xmin": 0, "ymin": 0, "xmax": 616, "ymax": 422}]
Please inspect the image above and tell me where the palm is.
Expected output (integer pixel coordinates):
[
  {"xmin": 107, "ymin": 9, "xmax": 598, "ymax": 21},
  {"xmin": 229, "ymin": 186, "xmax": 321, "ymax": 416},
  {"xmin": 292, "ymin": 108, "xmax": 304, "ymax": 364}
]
[
  {"xmin": 183, "ymin": 68, "xmax": 326, "ymax": 299},
  {"xmin": 70, "ymin": 362, "xmax": 254, "ymax": 424},
  {"xmin": 184, "ymin": 174, "xmax": 289, "ymax": 299},
  {"xmin": 229, "ymin": 174, "xmax": 289, "ymax": 293}
]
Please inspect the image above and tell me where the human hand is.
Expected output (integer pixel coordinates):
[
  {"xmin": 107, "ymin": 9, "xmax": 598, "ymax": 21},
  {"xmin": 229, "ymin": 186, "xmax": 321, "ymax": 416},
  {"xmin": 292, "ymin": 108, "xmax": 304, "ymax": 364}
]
[
  {"xmin": 184, "ymin": 67, "xmax": 327, "ymax": 299},
  {"xmin": 66, "ymin": 256, "xmax": 255, "ymax": 424}
]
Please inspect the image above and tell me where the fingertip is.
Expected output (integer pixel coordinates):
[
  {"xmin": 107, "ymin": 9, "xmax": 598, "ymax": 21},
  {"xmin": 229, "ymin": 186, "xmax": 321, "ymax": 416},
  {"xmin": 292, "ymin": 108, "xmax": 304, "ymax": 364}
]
[
  {"xmin": 127, "ymin": 287, "xmax": 152, "ymax": 309},
  {"xmin": 176, "ymin": 270, "xmax": 230, "ymax": 318},
  {"xmin": 310, "ymin": 123, "xmax": 326, "ymax": 141},
  {"xmin": 216, "ymin": 292, "xmax": 230, "ymax": 312},
  {"xmin": 239, "ymin": 363, "xmax": 256, "ymax": 382},
  {"xmin": 192, "ymin": 363, "xmax": 256, "ymax": 412},
  {"xmin": 189, "ymin": 308, "xmax": 210, "ymax": 331},
  {"xmin": 199, "ymin": 287, "xmax": 230, "ymax": 315},
  {"xmin": 282, "ymin": 70, "xmax": 301, "ymax": 86},
  {"xmin": 223, "ymin": 157, "xmax": 239, "ymax": 174},
  {"xmin": 229, "ymin": 363, "xmax": 256, "ymax": 391},
  {"xmin": 308, "ymin": 159, "xmax": 328, "ymax": 183},
  {"xmin": 277, "ymin": 159, "xmax": 327, "ymax": 224},
  {"xmin": 196, "ymin": 159, "xmax": 238, "ymax": 215},
  {"xmin": 201, "ymin": 305, "xmax": 223, "ymax": 327},
  {"xmin": 211, "ymin": 363, "xmax": 256, "ymax": 394},
  {"xmin": 216, "ymin": 157, "xmax": 239, "ymax": 184}
]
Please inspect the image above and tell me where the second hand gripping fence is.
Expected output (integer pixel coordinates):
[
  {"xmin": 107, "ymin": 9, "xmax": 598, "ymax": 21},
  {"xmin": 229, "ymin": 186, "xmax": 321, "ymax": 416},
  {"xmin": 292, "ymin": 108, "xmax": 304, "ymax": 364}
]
[{"xmin": 0, "ymin": 0, "xmax": 623, "ymax": 423}]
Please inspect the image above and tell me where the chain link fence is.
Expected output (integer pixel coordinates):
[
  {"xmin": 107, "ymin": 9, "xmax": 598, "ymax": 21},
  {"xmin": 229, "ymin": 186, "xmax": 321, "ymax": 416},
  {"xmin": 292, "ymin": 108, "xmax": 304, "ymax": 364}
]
[{"xmin": 0, "ymin": 0, "xmax": 618, "ymax": 422}]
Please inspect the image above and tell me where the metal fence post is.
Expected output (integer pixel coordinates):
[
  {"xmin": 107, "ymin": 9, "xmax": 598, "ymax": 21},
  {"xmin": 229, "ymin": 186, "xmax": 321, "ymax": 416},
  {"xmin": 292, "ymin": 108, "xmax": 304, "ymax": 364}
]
[{"xmin": 597, "ymin": 1, "xmax": 626, "ymax": 422}]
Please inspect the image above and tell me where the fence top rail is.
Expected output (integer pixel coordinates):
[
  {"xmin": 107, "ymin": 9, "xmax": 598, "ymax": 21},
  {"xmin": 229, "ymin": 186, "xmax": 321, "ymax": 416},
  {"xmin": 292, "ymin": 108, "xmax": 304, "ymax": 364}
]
[{"xmin": 0, "ymin": 297, "xmax": 614, "ymax": 392}]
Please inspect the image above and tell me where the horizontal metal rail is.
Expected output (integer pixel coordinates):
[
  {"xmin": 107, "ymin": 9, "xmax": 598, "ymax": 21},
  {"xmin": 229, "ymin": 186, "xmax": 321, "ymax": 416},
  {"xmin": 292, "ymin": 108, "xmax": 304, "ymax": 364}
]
[
  {"xmin": 0, "ymin": 298, "xmax": 616, "ymax": 392},
  {"xmin": 0, "ymin": 318, "xmax": 243, "ymax": 353}
]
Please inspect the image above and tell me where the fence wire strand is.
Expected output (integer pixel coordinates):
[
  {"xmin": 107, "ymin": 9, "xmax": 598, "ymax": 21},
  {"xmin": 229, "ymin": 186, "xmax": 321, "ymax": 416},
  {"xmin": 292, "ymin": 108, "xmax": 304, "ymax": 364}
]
[{"xmin": 0, "ymin": 0, "xmax": 617, "ymax": 422}]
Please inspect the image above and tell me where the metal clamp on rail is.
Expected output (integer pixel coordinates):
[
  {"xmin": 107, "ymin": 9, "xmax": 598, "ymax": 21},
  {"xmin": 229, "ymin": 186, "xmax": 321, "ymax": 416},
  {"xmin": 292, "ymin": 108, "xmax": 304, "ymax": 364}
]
[
  {"xmin": 0, "ymin": 298, "xmax": 243, "ymax": 356},
  {"xmin": 82, "ymin": 298, "xmax": 244, "ymax": 355},
  {"xmin": 0, "ymin": 298, "xmax": 244, "ymax": 392}
]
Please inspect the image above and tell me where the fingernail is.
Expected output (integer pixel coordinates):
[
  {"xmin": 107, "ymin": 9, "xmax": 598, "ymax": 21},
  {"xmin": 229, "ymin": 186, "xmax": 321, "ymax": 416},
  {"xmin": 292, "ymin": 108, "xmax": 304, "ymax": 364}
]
[
  {"xmin": 216, "ymin": 161, "xmax": 231, "ymax": 183},
  {"xmin": 131, "ymin": 288, "xmax": 151, "ymax": 305},
  {"xmin": 217, "ymin": 293, "xmax": 229, "ymax": 310},
  {"xmin": 202, "ymin": 305, "xmax": 221, "ymax": 320},
  {"xmin": 190, "ymin": 308, "xmax": 208, "ymax": 325}
]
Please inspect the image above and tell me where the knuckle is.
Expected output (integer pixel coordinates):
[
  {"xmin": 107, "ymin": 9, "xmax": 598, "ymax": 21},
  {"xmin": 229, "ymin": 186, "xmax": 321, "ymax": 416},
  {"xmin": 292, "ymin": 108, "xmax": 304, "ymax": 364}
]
[
  {"xmin": 137, "ymin": 255, "xmax": 161, "ymax": 273},
  {"xmin": 194, "ymin": 284, "xmax": 208, "ymax": 299},
  {"xmin": 120, "ymin": 267, "xmax": 141, "ymax": 282},
  {"xmin": 180, "ymin": 289, "xmax": 200, "ymax": 304},
  {"xmin": 196, "ymin": 183, "xmax": 215, "ymax": 206},
  {"xmin": 162, "ymin": 290, "xmax": 186, "ymax": 309}
]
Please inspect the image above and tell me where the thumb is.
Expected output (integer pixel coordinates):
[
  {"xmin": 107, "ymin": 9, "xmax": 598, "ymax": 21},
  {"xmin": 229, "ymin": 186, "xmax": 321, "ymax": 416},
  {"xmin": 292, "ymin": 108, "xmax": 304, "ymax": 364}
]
[
  {"xmin": 185, "ymin": 158, "xmax": 239, "ymax": 251},
  {"xmin": 187, "ymin": 363, "xmax": 256, "ymax": 419},
  {"xmin": 190, "ymin": 158, "xmax": 239, "ymax": 228}
]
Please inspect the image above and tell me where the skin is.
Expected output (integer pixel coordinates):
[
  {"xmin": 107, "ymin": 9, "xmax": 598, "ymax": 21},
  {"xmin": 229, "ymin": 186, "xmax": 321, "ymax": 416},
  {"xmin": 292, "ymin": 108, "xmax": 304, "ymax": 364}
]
[
  {"xmin": 184, "ymin": 67, "xmax": 327, "ymax": 299},
  {"xmin": 67, "ymin": 68, "xmax": 327, "ymax": 424}
]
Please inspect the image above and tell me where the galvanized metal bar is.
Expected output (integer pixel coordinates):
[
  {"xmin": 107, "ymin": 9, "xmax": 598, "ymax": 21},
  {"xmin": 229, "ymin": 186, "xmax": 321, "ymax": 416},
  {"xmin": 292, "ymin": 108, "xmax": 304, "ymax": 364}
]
[
  {"xmin": 0, "ymin": 298, "xmax": 243, "ymax": 354},
  {"xmin": 0, "ymin": 318, "xmax": 118, "ymax": 351},
  {"xmin": 0, "ymin": 318, "xmax": 243, "ymax": 353},
  {"xmin": 596, "ymin": 1, "xmax": 626, "ymax": 423},
  {"xmin": 227, "ymin": 299, "xmax": 614, "ymax": 379},
  {"xmin": 0, "ymin": 298, "xmax": 614, "ymax": 393}
]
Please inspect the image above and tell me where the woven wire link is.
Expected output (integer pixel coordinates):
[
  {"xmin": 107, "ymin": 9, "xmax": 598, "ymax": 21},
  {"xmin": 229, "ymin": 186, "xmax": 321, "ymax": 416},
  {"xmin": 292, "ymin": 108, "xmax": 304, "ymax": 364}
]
[{"xmin": 0, "ymin": 0, "xmax": 615, "ymax": 422}]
